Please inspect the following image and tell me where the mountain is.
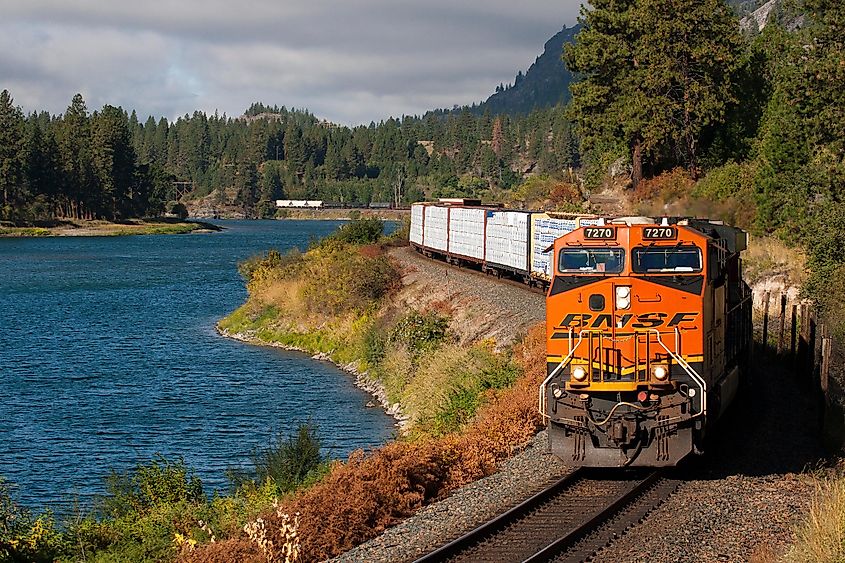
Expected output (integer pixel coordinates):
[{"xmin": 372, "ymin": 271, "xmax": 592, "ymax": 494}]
[{"xmin": 467, "ymin": 25, "xmax": 579, "ymax": 116}]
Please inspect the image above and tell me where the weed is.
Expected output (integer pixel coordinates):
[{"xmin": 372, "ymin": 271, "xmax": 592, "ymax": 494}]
[
  {"xmin": 227, "ymin": 424, "xmax": 324, "ymax": 495},
  {"xmin": 786, "ymin": 470, "xmax": 845, "ymax": 563}
]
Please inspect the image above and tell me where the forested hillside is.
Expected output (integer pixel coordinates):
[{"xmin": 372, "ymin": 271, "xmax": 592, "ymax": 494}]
[
  {"xmin": 445, "ymin": 26, "xmax": 579, "ymax": 117},
  {"xmin": 0, "ymin": 0, "xmax": 842, "ymax": 308},
  {"xmin": 0, "ymin": 94, "xmax": 580, "ymax": 221}
]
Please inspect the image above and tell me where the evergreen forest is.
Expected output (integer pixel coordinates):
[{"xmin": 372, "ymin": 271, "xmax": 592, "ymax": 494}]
[{"xmin": 0, "ymin": 92, "xmax": 579, "ymax": 221}]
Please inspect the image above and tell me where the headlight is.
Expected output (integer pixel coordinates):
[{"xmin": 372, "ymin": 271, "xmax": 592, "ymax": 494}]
[
  {"xmin": 651, "ymin": 365, "xmax": 669, "ymax": 381},
  {"xmin": 615, "ymin": 286, "xmax": 631, "ymax": 310},
  {"xmin": 571, "ymin": 366, "xmax": 587, "ymax": 382}
]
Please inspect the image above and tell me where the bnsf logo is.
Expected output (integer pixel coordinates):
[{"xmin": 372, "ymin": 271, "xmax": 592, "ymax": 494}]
[{"xmin": 557, "ymin": 312, "xmax": 699, "ymax": 329}]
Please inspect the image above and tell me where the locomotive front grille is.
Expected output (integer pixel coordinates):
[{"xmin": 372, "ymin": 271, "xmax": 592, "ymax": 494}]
[{"xmin": 582, "ymin": 330, "xmax": 678, "ymax": 384}]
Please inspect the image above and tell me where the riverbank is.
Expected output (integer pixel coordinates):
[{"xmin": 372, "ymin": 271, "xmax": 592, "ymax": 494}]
[
  {"xmin": 0, "ymin": 218, "xmax": 222, "ymax": 237},
  {"xmin": 217, "ymin": 326, "xmax": 409, "ymax": 428}
]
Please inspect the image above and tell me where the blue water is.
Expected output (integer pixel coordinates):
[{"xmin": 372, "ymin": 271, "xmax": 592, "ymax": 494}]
[{"xmin": 0, "ymin": 220, "xmax": 396, "ymax": 509}]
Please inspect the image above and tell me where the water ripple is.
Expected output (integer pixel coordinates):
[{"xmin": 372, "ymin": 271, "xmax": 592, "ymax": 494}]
[{"xmin": 0, "ymin": 220, "xmax": 395, "ymax": 510}]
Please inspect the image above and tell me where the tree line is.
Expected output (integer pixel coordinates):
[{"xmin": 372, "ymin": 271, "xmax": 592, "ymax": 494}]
[{"xmin": 0, "ymin": 94, "xmax": 580, "ymax": 222}]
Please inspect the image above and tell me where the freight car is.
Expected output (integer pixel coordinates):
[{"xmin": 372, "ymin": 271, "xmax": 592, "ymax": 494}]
[
  {"xmin": 409, "ymin": 200, "xmax": 598, "ymax": 287},
  {"xmin": 541, "ymin": 217, "xmax": 753, "ymax": 466}
]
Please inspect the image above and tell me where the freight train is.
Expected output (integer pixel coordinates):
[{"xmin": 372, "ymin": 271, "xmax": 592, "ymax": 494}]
[
  {"xmin": 410, "ymin": 200, "xmax": 603, "ymax": 287},
  {"xmin": 409, "ymin": 200, "xmax": 753, "ymax": 467}
]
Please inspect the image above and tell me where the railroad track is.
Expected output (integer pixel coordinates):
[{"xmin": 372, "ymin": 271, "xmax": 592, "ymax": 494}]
[
  {"xmin": 412, "ymin": 248, "xmax": 547, "ymax": 295},
  {"xmin": 414, "ymin": 467, "xmax": 681, "ymax": 563}
]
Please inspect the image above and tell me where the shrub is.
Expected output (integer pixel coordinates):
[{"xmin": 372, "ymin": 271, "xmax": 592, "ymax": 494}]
[
  {"xmin": 508, "ymin": 174, "xmax": 583, "ymax": 210},
  {"xmin": 238, "ymin": 249, "xmax": 303, "ymax": 290},
  {"xmin": 227, "ymin": 424, "xmax": 325, "ymax": 495},
  {"xmin": 329, "ymin": 217, "xmax": 384, "ymax": 245},
  {"xmin": 693, "ymin": 160, "xmax": 756, "ymax": 202},
  {"xmin": 300, "ymin": 240, "xmax": 399, "ymax": 315},
  {"xmin": 167, "ymin": 201, "xmax": 189, "ymax": 219},
  {"xmin": 103, "ymin": 456, "xmax": 204, "ymax": 519},
  {"xmin": 389, "ymin": 311, "xmax": 449, "ymax": 354},
  {"xmin": 634, "ymin": 168, "xmax": 695, "ymax": 203},
  {"xmin": 0, "ymin": 478, "xmax": 63, "ymax": 563}
]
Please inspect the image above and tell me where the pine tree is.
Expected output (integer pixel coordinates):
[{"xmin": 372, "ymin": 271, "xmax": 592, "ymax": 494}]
[
  {"xmin": 91, "ymin": 105, "xmax": 136, "ymax": 219},
  {"xmin": 566, "ymin": 0, "xmax": 741, "ymax": 183},
  {"xmin": 799, "ymin": 0, "xmax": 845, "ymax": 161},
  {"xmin": 0, "ymin": 90, "xmax": 27, "ymax": 220},
  {"xmin": 56, "ymin": 93, "xmax": 94, "ymax": 219}
]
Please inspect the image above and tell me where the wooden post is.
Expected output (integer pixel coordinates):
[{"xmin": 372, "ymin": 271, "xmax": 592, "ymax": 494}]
[
  {"xmin": 790, "ymin": 303, "xmax": 798, "ymax": 366},
  {"xmin": 820, "ymin": 334, "xmax": 831, "ymax": 395},
  {"xmin": 777, "ymin": 294, "xmax": 787, "ymax": 354},
  {"xmin": 762, "ymin": 291, "xmax": 771, "ymax": 349},
  {"xmin": 809, "ymin": 315, "xmax": 817, "ymax": 384}
]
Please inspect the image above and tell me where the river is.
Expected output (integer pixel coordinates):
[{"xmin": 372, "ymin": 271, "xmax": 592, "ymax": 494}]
[{"xmin": 0, "ymin": 220, "xmax": 396, "ymax": 509}]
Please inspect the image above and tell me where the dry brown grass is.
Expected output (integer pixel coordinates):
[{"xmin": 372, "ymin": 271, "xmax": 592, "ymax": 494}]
[
  {"xmin": 784, "ymin": 471, "xmax": 845, "ymax": 563},
  {"xmin": 743, "ymin": 236, "xmax": 807, "ymax": 288},
  {"xmin": 184, "ymin": 325, "xmax": 547, "ymax": 563}
]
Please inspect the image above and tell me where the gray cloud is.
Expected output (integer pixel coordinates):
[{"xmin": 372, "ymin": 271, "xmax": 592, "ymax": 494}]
[{"xmin": 1, "ymin": 1, "xmax": 582, "ymax": 124}]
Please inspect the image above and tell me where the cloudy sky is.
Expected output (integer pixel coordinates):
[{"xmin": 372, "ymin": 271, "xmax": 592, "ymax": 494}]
[{"xmin": 2, "ymin": 1, "xmax": 582, "ymax": 125}]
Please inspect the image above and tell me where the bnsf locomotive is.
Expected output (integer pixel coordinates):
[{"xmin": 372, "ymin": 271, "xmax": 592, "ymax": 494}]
[
  {"xmin": 542, "ymin": 218, "xmax": 752, "ymax": 466},
  {"xmin": 409, "ymin": 201, "xmax": 753, "ymax": 467}
]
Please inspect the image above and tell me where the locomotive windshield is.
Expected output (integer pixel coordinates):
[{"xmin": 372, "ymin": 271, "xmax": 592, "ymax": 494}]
[
  {"xmin": 632, "ymin": 246, "xmax": 702, "ymax": 273},
  {"xmin": 558, "ymin": 248, "xmax": 624, "ymax": 274}
]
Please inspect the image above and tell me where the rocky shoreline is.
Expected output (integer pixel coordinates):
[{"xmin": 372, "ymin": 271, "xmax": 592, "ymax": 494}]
[{"xmin": 215, "ymin": 326, "xmax": 410, "ymax": 429}]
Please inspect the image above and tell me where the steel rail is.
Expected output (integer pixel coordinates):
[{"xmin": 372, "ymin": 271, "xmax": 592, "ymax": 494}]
[
  {"xmin": 413, "ymin": 468, "xmax": 679, "ymax": 563},
  {"xmin": 412, "ymin": 468, "xmax": 586, "ymax": 563}
]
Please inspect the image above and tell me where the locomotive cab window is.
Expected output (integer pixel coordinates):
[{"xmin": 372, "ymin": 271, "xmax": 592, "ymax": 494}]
[
  {"xmin": 558, "ymin": 248, "xmax": 624, "ymax": 274},
  {"xmin": 632, "ymin": 246, "xmax": 702, "ymax": 273}
]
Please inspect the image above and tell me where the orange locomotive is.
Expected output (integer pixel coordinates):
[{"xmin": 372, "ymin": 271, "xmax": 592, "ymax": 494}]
[{"xmin": 541, "ymin": 217, "xmax": 752, "ymax": 466}]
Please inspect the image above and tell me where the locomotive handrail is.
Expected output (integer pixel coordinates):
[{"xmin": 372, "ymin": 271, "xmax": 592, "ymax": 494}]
[
  {"xmin": 651, "ymin": 327, "xmax": 707, "ymax": 418},
  {"xmin": 539, "ymin": 328, "xmax": 585, "ymax": 420},
  {"xmin": 726, "ymin": 292, "xmax": 753, "ymax": 315}
]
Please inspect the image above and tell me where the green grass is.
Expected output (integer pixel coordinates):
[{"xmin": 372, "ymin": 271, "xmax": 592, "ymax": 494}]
[{"xmin": 0, "ymin": 227, "xmax": 52, "ymax": 237}]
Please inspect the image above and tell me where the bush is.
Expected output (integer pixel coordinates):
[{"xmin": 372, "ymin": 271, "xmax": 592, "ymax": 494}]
[
  {"xmin": 634, "ymin": 168, "xmax": 695, "ymax": 203},
  {"xmin": 227, "ymin": 424, "xmax": 325, "ymax": 495},
  {"xmin": 237, "ymin": 248, "xmax": 303, "ymax": 291},
  {"xmin": 329, "ymin": 217, "xmax": 384, "ymax": 245},
  {"xmin": 0, "ymin": 478, "xmax": 63, "ymax": 563},
  {"xmin": 102, "ymin": 455, "xmax": 205, "ymax": 519},
  {"xmin": 693, "ymin": 160, "xmax": 756, "ymax": 202},
  {"xmin": 389, "ymin": 311, "xmax": 449, "ymax": 354},
  {"xmin": 300, "ymin": 240, "xmax": 399, "ymax": 315},
  {"xmin": 508, "ymin": 175, "xmax": 583, "ymax": 210},
  {"xmin": 167, "ymin": 201, "xmax": 189, "ymax": 219}
]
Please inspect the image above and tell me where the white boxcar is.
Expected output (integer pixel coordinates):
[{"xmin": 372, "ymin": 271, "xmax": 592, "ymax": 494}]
[
  {"xmin": 448, "ymin": 207, "xmax": 486, "ymax": 261},
  {"xmin": 485, "ymin": 210, "xmax": 531, "ymax": 273},
  {"xmin": 530, "ymin": 214, "xmax": 578, "ymax": 281},
  {"xmin": 423, "ymin": 205, "xmax": 449, "ymax": 252},
  {"xmin": 410, "ymin": 203, "xmax": 424, "ymax": 245}
]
